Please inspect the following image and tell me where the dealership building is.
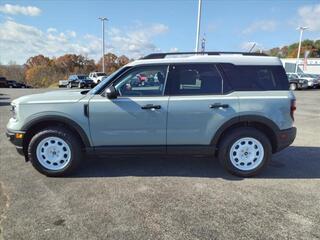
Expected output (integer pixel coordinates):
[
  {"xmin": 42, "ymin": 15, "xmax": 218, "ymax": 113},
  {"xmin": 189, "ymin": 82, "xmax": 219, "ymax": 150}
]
[{"xmin": 280, "ymin": 58, "xmax": 320, "ymax": 74}]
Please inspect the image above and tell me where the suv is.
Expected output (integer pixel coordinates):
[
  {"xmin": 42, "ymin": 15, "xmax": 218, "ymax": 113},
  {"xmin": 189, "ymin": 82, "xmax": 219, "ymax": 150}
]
[
  {"xmin": 67, "ymin": 75, "xmax": 93, "ymax": 88},
  {"xmin": 0, "ymin": 76, "xmax": 7, "ymax": 88},
  {"xmin": 89, "ymin": 72, "xmax": 108, "ymax": 84},
  {"xmin": 6, "ymin": 52, "xmax": 296, "ymax": 177}
]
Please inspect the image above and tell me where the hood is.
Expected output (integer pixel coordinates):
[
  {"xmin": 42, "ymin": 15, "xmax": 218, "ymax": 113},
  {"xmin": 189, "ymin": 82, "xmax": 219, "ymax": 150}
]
[{"xmin": 12, "ymin": 89, "xmax": 87, "ymax": 105}]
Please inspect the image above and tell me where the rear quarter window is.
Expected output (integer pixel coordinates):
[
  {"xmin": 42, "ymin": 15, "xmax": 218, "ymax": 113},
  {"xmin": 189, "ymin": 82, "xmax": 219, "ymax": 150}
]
[{"xmin": 221, "ymin": 63, "xmax": 289, "ymax": 92}]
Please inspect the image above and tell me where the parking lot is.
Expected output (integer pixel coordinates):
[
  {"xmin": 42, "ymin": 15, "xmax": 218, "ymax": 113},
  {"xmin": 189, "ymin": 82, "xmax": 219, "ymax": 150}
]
[{"xmin": 0, "ymin": 88, "xmax": 320, "ymax": 240}]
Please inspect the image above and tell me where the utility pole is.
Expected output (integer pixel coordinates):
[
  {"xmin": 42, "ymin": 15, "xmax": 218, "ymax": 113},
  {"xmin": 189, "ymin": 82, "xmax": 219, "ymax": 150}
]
[
  {"xmin": 195, "ymin": 0, "xmax": 202, "ymax": 52},
  {"xmin": 98, "ymin": 17, "xmax": 108, "ymax": 73},
  {"xmin": 295, "ymin": 26, "xmax": 308, "ymax": 73},
  {"xmin": 201, "ymin": 34, "xmax": 206, "ymax": 52}
]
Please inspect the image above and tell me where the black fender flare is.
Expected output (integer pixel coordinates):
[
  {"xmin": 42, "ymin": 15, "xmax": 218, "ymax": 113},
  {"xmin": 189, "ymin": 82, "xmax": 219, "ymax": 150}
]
[
  {"xmin": 211, "ymin": 115, "xmax": 280, "ymax": 147},
  {"xmin": 22, "ymin": 115, "xmax": 91, "ymax": 147}
]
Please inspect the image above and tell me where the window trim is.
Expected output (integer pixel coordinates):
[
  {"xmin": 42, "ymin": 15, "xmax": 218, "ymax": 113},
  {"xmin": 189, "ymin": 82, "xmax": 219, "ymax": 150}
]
[
  {"xmin": 111, "ymin": 64, "xmax": 170, "ymax": 98},
  {"xmin": 166, "ymin": 63, "xmax": 225, "ymax": 96}
]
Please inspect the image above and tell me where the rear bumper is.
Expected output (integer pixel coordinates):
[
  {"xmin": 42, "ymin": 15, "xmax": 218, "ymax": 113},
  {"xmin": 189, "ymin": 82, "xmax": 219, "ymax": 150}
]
[
  {"xmin": 6, "ymin": 129, "xmax": 25, "ymax": 155},
  {"xmin": 275, "ymin": 127, "xmax": 297, "ymax": 152}
]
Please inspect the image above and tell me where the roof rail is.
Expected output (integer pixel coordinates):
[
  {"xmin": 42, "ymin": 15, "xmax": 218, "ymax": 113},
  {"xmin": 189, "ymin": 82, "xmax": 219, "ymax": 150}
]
[{"xmin": 141, "ymin": 51, "xmax": 268, "ymax": 59}]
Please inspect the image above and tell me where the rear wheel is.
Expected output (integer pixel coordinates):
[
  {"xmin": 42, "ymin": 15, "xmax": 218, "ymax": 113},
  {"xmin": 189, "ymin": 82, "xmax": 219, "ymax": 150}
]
[
  {"xmin": 28, "ymin": 127, "xmax": 82, "ymax": 177},
  {"xmin": 218, "ymin": 127, "xmax": 272, "ymax": 177},
  {"xmin": 289, "ymin": 83, "xmax": 297, "ymax": 91}
]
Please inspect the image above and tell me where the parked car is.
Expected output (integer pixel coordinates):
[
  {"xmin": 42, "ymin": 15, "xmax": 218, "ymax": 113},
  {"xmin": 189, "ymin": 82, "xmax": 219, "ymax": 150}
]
[
  {"xmin": 6, "ymin": 51, "xmax": 296, "ymax": 177},
  {"xmin": 67, "ymin": 75, "xmax": 94, "ymax": 88},
  {"xmin": 15, "ymin": 82, "xmax": 29, "ymax": 88},
  {"xmin": 286, "ymin": 74, "xmax": 308, "ymax": 90},
  {"xmin": 7, "ymin": 80, "xmax": 19, "ymax": 88},
  {"xmin": 89, "ymin": 72, "xmax": 107, "ymax": 84},
  {"xmin": 309, "ymin": 74, "xmax": 320, "ymax": 88},
  {"xmin": 58, "ymin": 79, "xmax": 69, "ymax": 88},
  {"xmin": 0, "ymin": 76, "xmax": 8, "ymax": 88},
  {"xmin": 295, "ymin": 73, "xmax": 318, "ymax": 88}
]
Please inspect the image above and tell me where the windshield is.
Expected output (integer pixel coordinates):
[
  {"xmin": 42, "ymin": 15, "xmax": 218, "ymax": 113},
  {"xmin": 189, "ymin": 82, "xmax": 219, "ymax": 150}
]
[{"xmin": 89, "ymin": 66, "xmax": 131, "ymax": 94}]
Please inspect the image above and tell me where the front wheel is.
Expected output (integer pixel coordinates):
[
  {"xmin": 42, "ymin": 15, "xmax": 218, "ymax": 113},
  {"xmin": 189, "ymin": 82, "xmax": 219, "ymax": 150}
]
[
  {"xmin": 218, "ymin": 127, "xmax": 272, "ymax": 177},
  {"xmin": 28, "ymin": 127, "xmax": 82, "ymax": 177}
]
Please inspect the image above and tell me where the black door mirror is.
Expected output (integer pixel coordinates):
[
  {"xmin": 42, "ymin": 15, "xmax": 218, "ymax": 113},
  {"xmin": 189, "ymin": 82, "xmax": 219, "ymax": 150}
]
[{"xmin": 105, "ymin": 86, "xmax": 118, "ymax": 99}]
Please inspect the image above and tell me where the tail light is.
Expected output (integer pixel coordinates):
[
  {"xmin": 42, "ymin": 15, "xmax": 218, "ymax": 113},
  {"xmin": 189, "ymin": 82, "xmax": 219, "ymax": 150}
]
[{"xmin": 290, "ymin": 99, "xmax": 296, "ymax": 121}]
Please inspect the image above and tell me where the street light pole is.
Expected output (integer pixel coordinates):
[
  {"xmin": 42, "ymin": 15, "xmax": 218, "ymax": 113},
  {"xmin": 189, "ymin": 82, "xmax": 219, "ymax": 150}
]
[
  {"xmin": 98, "ymin": 17, "xmax": 108, "ymax": 73},
  {"xmin": 195, "ymin": 0, "xmax": 202, "ymax": 52},
  {"xmin": 295, "ymin": 26, "xmax": 308, "ymax": 73}
]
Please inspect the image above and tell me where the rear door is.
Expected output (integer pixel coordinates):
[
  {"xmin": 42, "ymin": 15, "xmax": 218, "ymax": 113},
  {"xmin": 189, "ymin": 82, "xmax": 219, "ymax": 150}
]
[{"xmin": 166, "ymin": 63, "xmax": 239, "ymax": 147}]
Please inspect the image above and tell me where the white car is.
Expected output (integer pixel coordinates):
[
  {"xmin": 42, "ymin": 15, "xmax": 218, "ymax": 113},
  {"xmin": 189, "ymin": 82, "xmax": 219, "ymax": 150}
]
[
  {"xmin": 58, "ymin": 79, "xmax": 69, "ymax": 88},
  {"xmin": 89, "ymin": 72, "xmax": 107, "ymax": 84}
]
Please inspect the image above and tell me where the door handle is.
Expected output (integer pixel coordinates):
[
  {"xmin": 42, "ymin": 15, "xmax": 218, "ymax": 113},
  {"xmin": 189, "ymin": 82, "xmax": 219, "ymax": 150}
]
[
  {"xmin": 141, "ymin": 104, "xmax": 161, "ymax": 110},
  {"xmin": 209, "ymin": 103, "xmax": 229, "ymax": 109}
]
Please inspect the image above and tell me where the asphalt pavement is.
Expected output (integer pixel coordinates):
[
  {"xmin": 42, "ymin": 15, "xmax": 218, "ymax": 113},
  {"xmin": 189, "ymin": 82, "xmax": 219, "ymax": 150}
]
[{"xmin": 0, "ymin": 88, "xmax": 320, "ymax": 240}]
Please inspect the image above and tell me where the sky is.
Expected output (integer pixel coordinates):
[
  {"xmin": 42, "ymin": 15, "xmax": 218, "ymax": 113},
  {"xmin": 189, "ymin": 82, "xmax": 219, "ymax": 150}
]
[{"xmin": 0, "ymin": 0, "xmax": 319, "ymax": 64}]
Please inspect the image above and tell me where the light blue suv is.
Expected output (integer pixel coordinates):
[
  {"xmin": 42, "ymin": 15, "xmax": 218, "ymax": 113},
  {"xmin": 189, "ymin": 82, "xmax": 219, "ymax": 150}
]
[{"xmin": 6, "ymin": 52, "xmax": 296, "ymax": 177}]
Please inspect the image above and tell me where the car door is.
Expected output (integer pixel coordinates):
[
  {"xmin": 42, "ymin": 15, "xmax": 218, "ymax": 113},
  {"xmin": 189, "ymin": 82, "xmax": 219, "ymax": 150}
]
[
  {"xmin": 88, "ymin": 65, "xmax": 169, "ymax": 149},
  {"xmin": 166, "ymin": 63, "xmax": 239, "ymax": 148}
]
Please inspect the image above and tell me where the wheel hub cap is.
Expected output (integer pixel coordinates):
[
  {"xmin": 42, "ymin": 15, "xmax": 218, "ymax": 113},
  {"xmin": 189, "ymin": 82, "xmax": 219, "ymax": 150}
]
[
  {"xmin": 36, "ymin": 137, "xmax": 71, "ymax": 170},
  {"xmin": 229, "ymin": 137, "xmax": 264, "ymax": 171}
]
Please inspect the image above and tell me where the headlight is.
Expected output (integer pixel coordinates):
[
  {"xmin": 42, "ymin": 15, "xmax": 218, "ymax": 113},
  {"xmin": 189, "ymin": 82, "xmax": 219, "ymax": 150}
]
[
  {"xmin": 299, "ymin": 80, "xmax": 304, "ymax": 83},
  {"xmin": 10, "ymin": 104, "xmax": 17, "ymax": 119}
]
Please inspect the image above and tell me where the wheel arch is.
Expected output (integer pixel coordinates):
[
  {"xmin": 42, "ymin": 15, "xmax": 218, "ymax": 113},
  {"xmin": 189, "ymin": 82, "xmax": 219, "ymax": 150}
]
[
  {"xmin": 211, "ymin": 115, "xmax": 280, "ymax": 154},
  {"xmin": 21, "ymin": 115, "xmax": 91, "ymax": 160}
]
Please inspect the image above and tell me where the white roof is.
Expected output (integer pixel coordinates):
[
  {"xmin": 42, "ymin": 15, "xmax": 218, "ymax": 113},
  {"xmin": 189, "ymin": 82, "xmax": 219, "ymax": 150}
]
[{"xmin": 128, "ymin": 54, "xmax": 282, "ymax": 67}]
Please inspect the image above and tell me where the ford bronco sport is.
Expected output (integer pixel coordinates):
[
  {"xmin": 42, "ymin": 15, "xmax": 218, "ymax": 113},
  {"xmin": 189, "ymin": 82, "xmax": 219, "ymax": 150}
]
[{"xmin": 6, "ymin": 52, "xmax": 296, "ymax": 177}]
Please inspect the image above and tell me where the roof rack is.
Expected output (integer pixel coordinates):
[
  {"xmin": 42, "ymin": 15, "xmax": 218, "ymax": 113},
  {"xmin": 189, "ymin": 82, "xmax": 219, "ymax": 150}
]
[{"xmin": 141, "ymin": 51, "xmax": 268, "ymax": 59}]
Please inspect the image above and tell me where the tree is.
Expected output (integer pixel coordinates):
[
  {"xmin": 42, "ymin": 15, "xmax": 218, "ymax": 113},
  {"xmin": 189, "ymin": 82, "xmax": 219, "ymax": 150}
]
[
  {"xmin": 25, "ymin": 55, "xmax": 51, "ymax": 69},
  {"xmin": 97, "ymin": 53, "xmax": 118, "ymax": 74},
  {"xmin": 117, "ymin": 55, "xmax": 130, "ymax": 67}
]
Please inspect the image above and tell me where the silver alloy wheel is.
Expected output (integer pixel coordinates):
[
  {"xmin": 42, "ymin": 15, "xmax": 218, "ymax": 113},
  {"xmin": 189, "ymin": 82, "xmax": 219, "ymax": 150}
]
[
  {"xmin": 229, "ymin": 137, "xmax": 264, "ymax": 171},
  {"xmin": 36, "ymin": 137, "xmax": 71, "ymax": 170}
]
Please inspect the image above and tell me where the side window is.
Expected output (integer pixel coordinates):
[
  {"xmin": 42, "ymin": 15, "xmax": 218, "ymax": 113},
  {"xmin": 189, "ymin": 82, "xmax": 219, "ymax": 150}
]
[
  {"xmin": 221, "ymin": 64, "xmax": 289, "ymax": 91},
  {"xmin": 170, "ymin": 64, "xmax": 223, "ymax": 95},
  {"xmin": 114, "ymin": 65, "xmax": 168, "ymax": 97}
]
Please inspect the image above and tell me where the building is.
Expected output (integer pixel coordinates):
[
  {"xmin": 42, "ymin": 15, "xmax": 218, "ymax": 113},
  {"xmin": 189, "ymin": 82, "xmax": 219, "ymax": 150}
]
[{"xmin": 280, "ymin": 58, "xmax": 320, "ymax": 74}]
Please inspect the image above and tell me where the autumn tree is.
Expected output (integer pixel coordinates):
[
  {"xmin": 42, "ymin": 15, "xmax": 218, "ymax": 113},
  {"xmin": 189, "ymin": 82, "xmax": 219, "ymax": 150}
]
[{"xmin": 0, "ymin": 63, "xmax": 25, "ymax": 82}]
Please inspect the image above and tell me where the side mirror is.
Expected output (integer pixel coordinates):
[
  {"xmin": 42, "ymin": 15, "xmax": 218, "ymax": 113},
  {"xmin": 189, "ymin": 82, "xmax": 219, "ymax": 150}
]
[{"xmin": 105, "ymin": 86, "xmax": 118, "ymax": 99}]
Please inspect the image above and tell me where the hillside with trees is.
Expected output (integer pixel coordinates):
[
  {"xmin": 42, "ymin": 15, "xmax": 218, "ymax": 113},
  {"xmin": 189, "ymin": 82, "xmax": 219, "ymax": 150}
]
[
  {"xmin": 1, "ymin": 39, "xmax": 319, "ymax": 88},
  {"xmin": 266, "ymin": 39, "xmax": 320, "ymax": 58},
  {"xmin": 0, "ymin": 53, "xmax": 131, "ymax": 88}
]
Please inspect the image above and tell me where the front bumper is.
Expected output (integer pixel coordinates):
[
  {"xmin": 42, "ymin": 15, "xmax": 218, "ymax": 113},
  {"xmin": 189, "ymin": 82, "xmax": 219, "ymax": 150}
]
[
  {"xmin": 275, "ymin": 127, "xmax": 297, "ymax": 152},
  {"xmin": 6, "ymin": 129, "xmax": 25, "ymax": 155}
]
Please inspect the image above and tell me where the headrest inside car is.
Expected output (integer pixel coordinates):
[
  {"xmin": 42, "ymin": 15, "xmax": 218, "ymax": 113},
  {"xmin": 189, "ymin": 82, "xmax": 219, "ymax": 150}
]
[{"xmin": 180, "ymin": 70, "xmax": 197, "ymax": 85}]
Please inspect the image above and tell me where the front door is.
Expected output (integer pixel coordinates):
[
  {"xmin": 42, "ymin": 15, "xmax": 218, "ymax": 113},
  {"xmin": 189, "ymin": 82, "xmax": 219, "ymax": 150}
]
[{"xmin": 88, "ymin": 65, "xmax": 169, "ymax": 147}]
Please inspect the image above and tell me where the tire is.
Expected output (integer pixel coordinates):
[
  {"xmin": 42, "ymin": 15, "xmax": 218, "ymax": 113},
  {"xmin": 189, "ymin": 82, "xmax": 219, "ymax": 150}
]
[
  {"xmin": 218, "ymin": 127, "xmax": 272, "ymax": 177},
  {"xmin": 289, "ymin": 83, "xmax": 297, "ymax": 91},
  {"xmin": 28, "ymin": 127, "xmax": 82, "ymax": 177}
]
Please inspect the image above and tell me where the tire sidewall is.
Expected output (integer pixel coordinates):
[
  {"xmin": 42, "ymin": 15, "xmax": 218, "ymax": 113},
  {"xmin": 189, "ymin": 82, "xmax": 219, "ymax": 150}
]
[
  {"xmin": 28, "ymin": 128, "xmax": 81, "ymax": 177},
  {"xmin": 218, "ymin": 127, "xmax": 272, "ymax": 177}
]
